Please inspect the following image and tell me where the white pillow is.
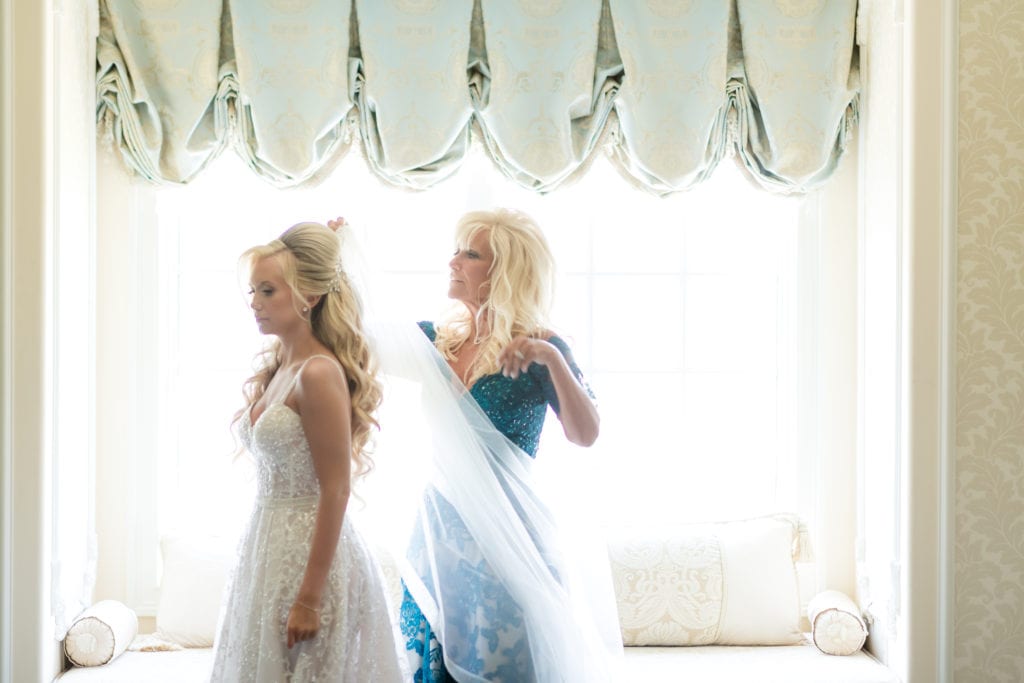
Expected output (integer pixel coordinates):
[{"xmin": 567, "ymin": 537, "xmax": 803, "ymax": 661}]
[
  {"xmin": 606, "ymin": 515, "xmax": 807, "ymax": 646},
  {"xmin": 808, "ymin": 589, "xmax": 867, "ymax": 655},
  {"xmin": 64, "ymin": 600, "xmax": 138, "ymax": 667},
  {"xmin": 154, "ymin": 534, "xmax": 235, "ymax": 648}
]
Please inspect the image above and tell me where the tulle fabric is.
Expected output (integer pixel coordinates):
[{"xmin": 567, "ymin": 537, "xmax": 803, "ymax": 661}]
[{"xmin": 362, "ymin": 321, "xmax": 624, "ymax": 682}]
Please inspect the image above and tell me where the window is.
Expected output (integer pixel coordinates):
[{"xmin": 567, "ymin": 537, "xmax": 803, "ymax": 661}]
[{"xmin": 127, "ymin": 142, "xmax": 823, "ymax": 611}]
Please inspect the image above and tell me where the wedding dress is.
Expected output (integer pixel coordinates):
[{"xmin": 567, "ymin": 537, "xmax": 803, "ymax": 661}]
[{"xmin": 210, "ymin": 355, "xmax": 407, "ymax": 683}]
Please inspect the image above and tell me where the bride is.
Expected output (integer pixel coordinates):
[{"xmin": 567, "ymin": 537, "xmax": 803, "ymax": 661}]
[{"xmin": 210, "ymin": 221, "xmax": 406, "ymax": 683}]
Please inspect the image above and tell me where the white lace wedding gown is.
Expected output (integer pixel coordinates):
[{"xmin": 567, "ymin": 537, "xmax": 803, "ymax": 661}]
[{"xmin": 211, "ymin": 362, "xmax": 407, "ymax": 683}]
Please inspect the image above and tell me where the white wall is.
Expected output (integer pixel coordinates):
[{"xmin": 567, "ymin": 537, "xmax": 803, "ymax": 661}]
[
  {"xmin": 1, "ymin": 0, "xmax": 97, "ymax": 680},
  {"xmin": 858, "ymin": 0, "xmax": 904, "ymax": 666},
  {"xmin": 92, "ymin": 143, "xmax": 160, "ymax": 621},
  {"xmin": 857, "ymin": 2, "xmax": 956, "ymax": 681},
  {"xmin": 0, "ymin": 0, "xmax": 58, "ymax": 680}
]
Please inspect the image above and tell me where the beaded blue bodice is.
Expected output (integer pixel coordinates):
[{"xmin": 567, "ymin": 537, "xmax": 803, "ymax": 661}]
[{"xmin": 419, "ymin": 321, "xmax": 590, "ymax": 457}]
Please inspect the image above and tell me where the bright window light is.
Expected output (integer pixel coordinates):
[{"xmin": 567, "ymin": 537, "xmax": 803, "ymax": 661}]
[{"xmin": 150, "ymin": 142, "xmax": 813, "ymax": 540}]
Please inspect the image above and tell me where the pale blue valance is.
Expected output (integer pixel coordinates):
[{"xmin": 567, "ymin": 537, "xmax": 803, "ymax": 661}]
[
  {"xmin": 355, "ymin": 0, "xmax": 475, "ymax": 188},
  {"xmin": 607, "ymin": 0, "xmax": 732, "ymax": 192},
  {"xmin": 96, "ymin": 0, "xmax": 859, "ymax": 194},
  {"xmin": 473, "ymin": 0, "xmax": 619, "ymax": 191}
]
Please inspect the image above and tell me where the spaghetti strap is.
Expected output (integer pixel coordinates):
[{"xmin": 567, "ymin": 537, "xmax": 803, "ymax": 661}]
[{"xmin": 282, "ymin": 354, "xmax": 344, "ymax": 399}]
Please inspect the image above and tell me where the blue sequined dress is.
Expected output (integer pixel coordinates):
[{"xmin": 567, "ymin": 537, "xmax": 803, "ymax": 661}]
[{"xmin": 399, "ymin": 322, "xmax": 593, "ymax": 683}]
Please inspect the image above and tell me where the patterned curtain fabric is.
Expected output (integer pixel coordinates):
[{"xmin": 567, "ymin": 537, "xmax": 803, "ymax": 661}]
[
  {"xmin": 229, "ymin": 0, "xmax": 353, "ymax": 185},
  {"xmin": 607, "ymin": 0, "xmax": 732, "ymax": 193},
  {"xmin": 730, "ymin": 0, "xmax": 859, "ymax": 192},
  {"xmin": 96, "ymin": 0, "xmax": 859, "ymax": 194},
  {"xmin": 474, "ymin": 0, "xmax": 619, "ymax": 191},
  {"xmin": 354, "ymin": 0, "xmax": 475, "ymax": 189}
]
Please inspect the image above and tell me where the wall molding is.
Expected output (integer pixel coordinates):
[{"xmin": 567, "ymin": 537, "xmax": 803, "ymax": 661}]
[
  {"xmin": 938, "ymin": 0, "xmax": 957, "ymax": 680},
  {"xmin": 1, "ymin": 0, "xmax": 14, "ymax": 679},
  {"xmin": 1, "ymin": 0, "xmax": 58, "ymax": 680},
  {"xmin": 902, "ymin": 0, "xmax": 957, "ymax": 681}
]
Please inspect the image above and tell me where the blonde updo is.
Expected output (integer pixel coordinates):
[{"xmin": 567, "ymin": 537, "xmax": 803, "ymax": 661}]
[{"xmin": 236, "ymin": 222, "xmax": 381, "ymax": 478}]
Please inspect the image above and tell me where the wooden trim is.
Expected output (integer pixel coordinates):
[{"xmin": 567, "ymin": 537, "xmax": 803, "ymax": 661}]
[
  {"xmin": 0, "ymin": 0, "xmax": 13, "ymax": 677},
  {"xmin": 2, "ymin": 0, "xmax": 62, "ymax": 680},
  {"xmin": 901, "ymin": 0, "xmax": 956, "ymax": 681}
]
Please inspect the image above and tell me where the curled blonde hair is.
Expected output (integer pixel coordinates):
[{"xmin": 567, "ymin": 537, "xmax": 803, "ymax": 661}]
[
  {"xmin": 235, "ymin": 222, "xmax": 382, "ymax": 479},
  {"xmin": 435, "ymin": 208, "xmax": 555, "ymax": 386}
]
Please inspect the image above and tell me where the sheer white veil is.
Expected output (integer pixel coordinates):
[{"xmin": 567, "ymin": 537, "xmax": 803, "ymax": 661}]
[{"xmin": 338, "ymin": 223, "xmax": 623, "ymax": 682}]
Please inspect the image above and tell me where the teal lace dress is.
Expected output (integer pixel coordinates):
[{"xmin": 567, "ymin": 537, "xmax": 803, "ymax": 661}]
[{"xmin": 399, "ymin": 321, "xmax": 593, "ymax": 682}]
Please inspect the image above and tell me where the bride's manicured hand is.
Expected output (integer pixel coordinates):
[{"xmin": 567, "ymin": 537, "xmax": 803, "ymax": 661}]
[
  {"xmin": 286, "ymin": 600, "xmax": 321, "ymax": 648},
  {"xmin": 498, "ymin": 336, "xmax": 559, "ymax": 380}
]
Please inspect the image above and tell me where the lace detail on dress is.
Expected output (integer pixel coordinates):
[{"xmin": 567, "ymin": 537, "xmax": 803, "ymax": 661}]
[{"xmin": 212, "ymin": 362, "xmax": 407, "ymax": 683}]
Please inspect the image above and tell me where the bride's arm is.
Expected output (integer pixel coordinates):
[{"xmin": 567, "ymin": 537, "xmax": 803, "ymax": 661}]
[{"xmin": 287, "ymin": 357, "xmax": 353, "ymax": 648}]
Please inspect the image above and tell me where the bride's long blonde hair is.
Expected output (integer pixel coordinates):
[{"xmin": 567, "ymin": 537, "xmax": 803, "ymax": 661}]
[
  {"xmin": 434, "ymin": 208, "xmax": 555, "ymax": 387},
  {"xmin": 235, "ymin": 222, "xmax": 382, "ymax": 478}
]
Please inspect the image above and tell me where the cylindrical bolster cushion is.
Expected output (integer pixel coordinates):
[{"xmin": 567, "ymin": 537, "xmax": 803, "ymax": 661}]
[
  {"xmin": 808, "ymin": 589, "xmax": 867, "ymax": 656},
  {"xmin": 64, "ymin": 600, "xmax": 139, "ymax": 667}
]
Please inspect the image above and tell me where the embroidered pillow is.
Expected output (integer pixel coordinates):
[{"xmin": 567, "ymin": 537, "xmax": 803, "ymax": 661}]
[{"xmin": 606, "ymin": 515, "xmax": 808, "ymax": 646}]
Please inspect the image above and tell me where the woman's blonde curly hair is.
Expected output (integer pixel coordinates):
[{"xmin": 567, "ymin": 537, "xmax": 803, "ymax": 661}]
[
  {"xmin": 434, "ymin": 208, "xmax": 555, "ymax": 387},
  {"xmin": 235, "ymin": 221, "xmax": 382, "ymax": 479}
]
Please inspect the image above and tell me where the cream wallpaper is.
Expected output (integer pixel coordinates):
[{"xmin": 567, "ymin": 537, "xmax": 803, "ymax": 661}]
[{"xmin": 956, "ymin": 1, "xmax": 1024, "ymax": 681}]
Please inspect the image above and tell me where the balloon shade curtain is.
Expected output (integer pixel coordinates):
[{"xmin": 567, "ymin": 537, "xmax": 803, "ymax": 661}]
[{"xmin": 96, "ymin": 0, "xmax": 859, "ymax": 194}]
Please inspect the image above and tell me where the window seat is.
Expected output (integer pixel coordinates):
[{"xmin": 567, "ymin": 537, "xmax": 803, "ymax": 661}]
[
  {"xmin": 57, "ymin": 517, "xmax": 898, "ymax": 682},
  {"xmin": 55, "ymin": 642, "xmax": 898, "ymax": 682},
  {"xmin": 620, "ymin": 643, "xmax": 897, "ymax": 682}
]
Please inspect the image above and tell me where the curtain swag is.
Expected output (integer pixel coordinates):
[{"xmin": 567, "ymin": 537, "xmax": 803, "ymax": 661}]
[{"xmin": 96, "ymin": 0, "xmax": 859, "ymax": 195}]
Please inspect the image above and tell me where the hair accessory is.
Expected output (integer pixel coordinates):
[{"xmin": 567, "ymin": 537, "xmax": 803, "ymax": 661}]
[{"xmin": 329, "ymin": 261, "xmax": 345, "ymax": 294}]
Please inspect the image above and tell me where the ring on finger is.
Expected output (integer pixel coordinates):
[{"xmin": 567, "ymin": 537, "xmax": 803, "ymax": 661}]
[{"xmin": 514, "ymin": 350, "xmax": 526, "ymax": 360}]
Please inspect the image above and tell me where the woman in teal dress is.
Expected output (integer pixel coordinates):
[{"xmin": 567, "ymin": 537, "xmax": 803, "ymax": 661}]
[{"xmin": 392, "ymin": 209, "xmax": 615, "ymax": 682}]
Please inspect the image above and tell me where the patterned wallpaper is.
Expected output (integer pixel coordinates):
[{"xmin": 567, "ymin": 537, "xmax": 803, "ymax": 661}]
[{"xmin": 956, "ymin": 1, "xmax": 1024, "ymax": 681}]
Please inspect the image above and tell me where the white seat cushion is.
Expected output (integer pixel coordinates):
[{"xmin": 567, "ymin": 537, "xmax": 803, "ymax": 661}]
[
  {"xmin": 56, "ymin": 649, "xmax": 213, "ymax": 682},
  {"xmin": 621, "ymin": 643, "xmax": 898, "ymax": 683}
]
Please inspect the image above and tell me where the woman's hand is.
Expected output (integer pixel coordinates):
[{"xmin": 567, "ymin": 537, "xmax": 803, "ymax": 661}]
[
  {"xmin": 497, "ymin": 336, "xmax": 559, "ymax": 379},
  {"xmin": 500, "ymin": 333, "xmax": 601, "ymax": 446},
  {"xmin": 286, "ymin": 600, "xmax": 321, "ymax": 649}
]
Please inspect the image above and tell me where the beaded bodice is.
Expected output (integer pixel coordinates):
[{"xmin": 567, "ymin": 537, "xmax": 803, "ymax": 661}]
[
  {"xmin": 241, "ymin": 404, "xmax": 321, "ymax": 500},
  {"xmin": 419, "ymin": 321, "xmax": 590, "ymax": 457}
]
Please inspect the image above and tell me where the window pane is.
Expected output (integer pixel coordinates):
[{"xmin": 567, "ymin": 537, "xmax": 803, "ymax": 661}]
[{"xmin": 150, "ymin": 146, "xmax": 812, "ymax": 543}]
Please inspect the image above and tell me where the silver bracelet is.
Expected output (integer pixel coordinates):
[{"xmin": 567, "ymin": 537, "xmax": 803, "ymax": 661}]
[{"xmin": 294, "ymin": 599, "xmax": 321, "ymax": 614}]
